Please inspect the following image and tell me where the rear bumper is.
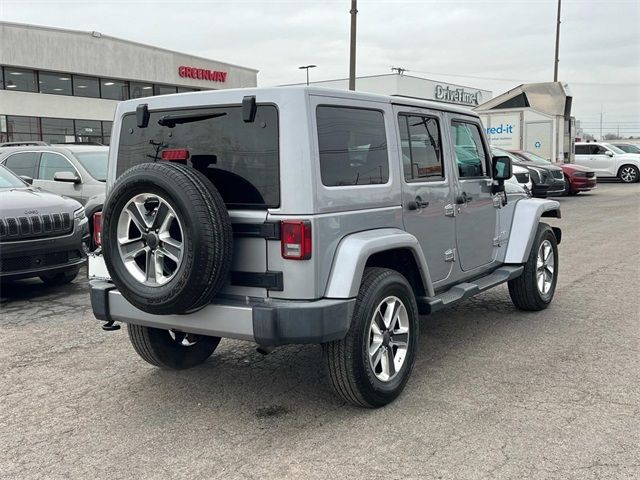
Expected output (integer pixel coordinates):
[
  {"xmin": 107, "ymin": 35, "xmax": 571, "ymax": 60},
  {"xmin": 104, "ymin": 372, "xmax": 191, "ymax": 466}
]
[
  {"xmin": 0, "ymin": 220, "xmax": 89, "ymax": 280},
  {"xmin": 90, "ymin": 280, "xmax": 355, "ymax": 346}
]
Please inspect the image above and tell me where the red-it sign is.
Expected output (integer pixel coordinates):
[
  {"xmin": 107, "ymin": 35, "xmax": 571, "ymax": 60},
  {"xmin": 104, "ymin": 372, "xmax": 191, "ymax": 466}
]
[{"xmin": 178, "ymin": 66, "xmax": 227, "ymax": 83}]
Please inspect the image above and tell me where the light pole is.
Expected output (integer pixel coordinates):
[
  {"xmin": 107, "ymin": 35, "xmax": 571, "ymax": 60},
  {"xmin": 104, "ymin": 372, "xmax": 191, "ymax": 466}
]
[
  {"xmin": 299, "ymin": 65, "xmax": 317, "ymax": 85},
  {"xmin": 349, "ymin": 0, "xmax": 358, "ymax": 90},
  {"xmin": 553, "ymin": 0, "xmax": 562, "ymax": 81}
]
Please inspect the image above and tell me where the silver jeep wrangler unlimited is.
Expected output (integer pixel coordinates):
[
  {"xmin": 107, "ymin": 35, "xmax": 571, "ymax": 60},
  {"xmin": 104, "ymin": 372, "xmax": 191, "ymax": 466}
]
[{"xmin": 90, "ymin": 86, "xmax": 561, "ymax": 407}]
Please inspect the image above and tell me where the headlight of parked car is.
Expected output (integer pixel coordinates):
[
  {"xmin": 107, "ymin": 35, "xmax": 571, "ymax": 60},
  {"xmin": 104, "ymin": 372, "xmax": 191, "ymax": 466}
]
[
  {"xmin": 572, "ymin": 171, "xmax": 587, "ymax": 177},
  {"xmin": 74, "ymin": 207, "xmax": 86, "ymax": 220},
  {"xmin": 528, "ymin": 167, "xmax": 542, "ymax": 183}
]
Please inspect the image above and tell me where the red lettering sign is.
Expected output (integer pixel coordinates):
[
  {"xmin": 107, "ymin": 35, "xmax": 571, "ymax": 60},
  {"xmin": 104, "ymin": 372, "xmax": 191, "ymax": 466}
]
[{"xmin": 178, "ymin": 65, "xmax": 227, "ymax": 83}]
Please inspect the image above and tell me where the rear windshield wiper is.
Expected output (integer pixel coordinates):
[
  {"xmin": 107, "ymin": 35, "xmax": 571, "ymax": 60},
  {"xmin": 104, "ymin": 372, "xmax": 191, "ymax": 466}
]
[{"xmin": 158, "ymin": 111, "xmax": 227, "ymax": 128}]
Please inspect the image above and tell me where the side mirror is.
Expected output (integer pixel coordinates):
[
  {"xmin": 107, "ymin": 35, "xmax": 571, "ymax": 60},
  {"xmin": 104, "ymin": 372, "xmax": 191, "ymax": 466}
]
[
  {"xmin": 53, "ymin": 171, "xmax": 81, "ymax": 183},
  {"xmin": 20, "ymin": 175, "xmax": 34, "ymax": 185},
  {"xmin": 492, "ymin": 155, "xmax": 512, "ymax": 181},
  {"xmin": 605, "ymin": 150, "xmax": 614, "ymax": 157}
]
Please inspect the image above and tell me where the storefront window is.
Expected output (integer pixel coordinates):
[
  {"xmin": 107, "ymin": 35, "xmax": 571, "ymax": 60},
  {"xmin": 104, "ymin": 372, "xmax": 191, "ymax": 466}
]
[
  {"xmin": 38, "ymin": 71, "xmax": 73, "ymax": 95},
  {"xmin": 73, "ymin": 75, "xmax": 100, "ymax": 98},
  {"xmin": 177, "ymin": 86, "xmax": 198, "ymax": 93},
  {"xmin": 130, "ymin": 82, "xmax": 153, "ymax": 99},
  {"xmin": 41, "ymin": 117, "xmax": 75, "ymax": 143},
  {"xmin": 3, "ymin": 67, "xmax": 37, "ymax": 92},
  {"xmin": 100, "ymin": 78, "xmax": 129, "ymax": 100},
  {"xmin": 74, "ymin": 119, "xmax": 102, "ymax": 143},
  {"xmin": 154, "ymin": 84, "xmax": 177, "ymax": 96},
  {"xmin": 102, "ymin": 121, "xmax": 113, "ymax": 145},
  {"xmin": 6, "ymin": 116, "xmax": 40, "ymax": 137}
]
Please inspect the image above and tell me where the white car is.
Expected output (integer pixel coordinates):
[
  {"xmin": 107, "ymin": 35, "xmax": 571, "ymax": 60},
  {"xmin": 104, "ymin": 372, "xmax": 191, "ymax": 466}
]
[
  {"xmin": 575, "ymin": 142, "xmax": 640, "ymax": 183},
  {"xmin": 506, "ymin": 164, "xmax": 533, "ymax": 195}
]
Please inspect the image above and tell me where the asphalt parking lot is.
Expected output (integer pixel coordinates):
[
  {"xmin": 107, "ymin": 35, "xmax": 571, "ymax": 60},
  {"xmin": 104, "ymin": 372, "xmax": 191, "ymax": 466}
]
[{"xmin": 1, "ymin": 182, "xmax": 639, "ymax": 480}]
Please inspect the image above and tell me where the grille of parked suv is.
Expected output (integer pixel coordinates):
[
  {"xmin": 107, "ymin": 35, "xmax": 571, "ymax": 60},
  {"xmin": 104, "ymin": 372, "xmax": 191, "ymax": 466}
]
[
  {"xmin": 0, "ymin": 249, "xmax": 82, "ymax": 273},
  {"xmin": 551, "ymin": 170, "xmax": 564, "ymax": 180},
  {"xmin": 515, "ymin": 172, "xmax": 530, "ymax": 183},
  {"xmin": 0, "ymin": 213, "xmax": 73, "ymax": 241}
]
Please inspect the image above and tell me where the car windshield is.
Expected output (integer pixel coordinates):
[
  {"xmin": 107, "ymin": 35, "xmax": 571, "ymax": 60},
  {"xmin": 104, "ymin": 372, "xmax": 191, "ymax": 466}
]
[
  {"xmin": 618, "ymin": 144, "xmax": 640, "ymax": 153},
  {"xmin": 73, "ymin": 150, "xmax": 108, "ymax": 181},
  {"xmin": 0, "ymin": 165, "xmax": 28, "ymax": 189},
  {"xmin": 519, "ymin": 151, "xmax": 551, "ymax": 165},
  {"xmin": 603, "ymin": 144, "xmax": 626, "ymax": 154},
  {"xmin": 491, "ymin": 148, "xmax": 521, "ymax": 163}
]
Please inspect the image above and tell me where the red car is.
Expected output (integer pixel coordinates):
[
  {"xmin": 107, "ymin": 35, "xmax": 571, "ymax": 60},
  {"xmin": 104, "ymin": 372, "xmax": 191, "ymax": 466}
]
[{"xmin": 509, "ymin": 150, "xmax": 597, "ymax": 196}]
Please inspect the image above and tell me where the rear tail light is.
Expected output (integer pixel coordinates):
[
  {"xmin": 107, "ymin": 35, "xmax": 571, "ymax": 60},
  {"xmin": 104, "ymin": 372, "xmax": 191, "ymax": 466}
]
[
  {"xmin": 93, "ymin": 211, "xmax": 102, "ymax": 247},
  {"xmin": 280, "ymin": 220, "xmax": 312, "ymax": 260},
  {"xmin": 160, "ymin": 148, "xmax": 190, "ymax": 161}
]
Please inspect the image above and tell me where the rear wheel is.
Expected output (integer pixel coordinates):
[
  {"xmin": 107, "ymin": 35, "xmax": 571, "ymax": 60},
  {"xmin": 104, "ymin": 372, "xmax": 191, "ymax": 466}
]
[
  {"xmin": 102, "ymin": 162, "xmax": 232, "ymax": 315},
  {"xmin": 323, "ymin": 268, "xmax": 419, "ymax": 408},
  {"xmin": 40, "ymin": 266, "xmax": 79, "ymax": 285},
  {"xmin": 508, "ymin": 223, "xmax": 559, "ymax": 311},
  {"xmin": 618, "ymin": 165, "xmax": 639, "ymax": 183},
  {"xmin": 127, "ymin": 324, "xmax": 220, "ymax": 370}
]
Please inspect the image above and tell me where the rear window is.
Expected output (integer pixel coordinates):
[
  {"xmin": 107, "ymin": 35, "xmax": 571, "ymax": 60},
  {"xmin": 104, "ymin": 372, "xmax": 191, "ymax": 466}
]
[
  {"xmin": 316, "ymin": 106, "xmax": 389, "ymax": 186},
  {"xmin": 117, "ymin": 105, "xmax": 279, "ymax": 208}
]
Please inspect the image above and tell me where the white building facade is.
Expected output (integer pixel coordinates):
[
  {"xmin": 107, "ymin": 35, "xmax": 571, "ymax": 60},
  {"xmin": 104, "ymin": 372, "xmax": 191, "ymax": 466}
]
[{"xmin": 0, "ymin": 22, "xmax": 258, "ymax": 144}]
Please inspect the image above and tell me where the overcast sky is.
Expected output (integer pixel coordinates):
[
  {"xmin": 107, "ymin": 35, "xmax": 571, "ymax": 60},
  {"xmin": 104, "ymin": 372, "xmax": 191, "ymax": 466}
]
[{"xmin": 1, "ymin": 0, "xmax": 639, "ymax": 137}]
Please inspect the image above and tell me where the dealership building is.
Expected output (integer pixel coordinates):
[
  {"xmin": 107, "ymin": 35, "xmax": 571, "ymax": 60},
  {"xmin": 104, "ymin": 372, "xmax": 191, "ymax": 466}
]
[
  {"xmin": 0, "ymin": 22, "xmax": 258, "ymax": 144},
  {"xmin": 295, "ymin": 73, "xmax": 492, "ymax": 109}
]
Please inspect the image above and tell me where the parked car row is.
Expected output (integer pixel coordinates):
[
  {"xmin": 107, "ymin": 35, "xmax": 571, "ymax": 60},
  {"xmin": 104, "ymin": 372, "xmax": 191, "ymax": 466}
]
[
  {"xmin": 0, "ymin": 143, "xmax": 107, "ymax": 283},
  {"xmin": 491, "ymin": 140, "xmax": 640, "ymax": 199}
]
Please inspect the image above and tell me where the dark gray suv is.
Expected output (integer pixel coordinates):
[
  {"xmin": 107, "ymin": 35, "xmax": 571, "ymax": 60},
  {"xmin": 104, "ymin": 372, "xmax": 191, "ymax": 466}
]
[{"xmin": 0, "ymin": 165, "xmax": 89, "ymax": 284}]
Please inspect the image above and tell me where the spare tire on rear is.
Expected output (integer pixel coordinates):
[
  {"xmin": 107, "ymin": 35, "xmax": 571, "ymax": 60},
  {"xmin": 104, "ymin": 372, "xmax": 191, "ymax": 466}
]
[{"xmin": 102, "ymin": 162, "xmax": 233, "ymax": 315}]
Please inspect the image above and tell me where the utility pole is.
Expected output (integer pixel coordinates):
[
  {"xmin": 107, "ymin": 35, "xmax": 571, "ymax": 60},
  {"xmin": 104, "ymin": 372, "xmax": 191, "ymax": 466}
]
[
  {"xmin": 600, "ymin": 106, "xmax": 603, "ymax": 141},
  {"xmin": 553, "ymin": 0, "xmax": 562, "ymax": 81},
  {"xmin": 348, "ymin": 0, "xmax": 357, "ymax": 91}
]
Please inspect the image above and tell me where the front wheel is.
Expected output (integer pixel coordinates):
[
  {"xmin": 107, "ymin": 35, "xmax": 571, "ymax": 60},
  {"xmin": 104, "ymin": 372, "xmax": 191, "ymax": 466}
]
[
  {"xmin": 322, "ymin": 268, "xmax": 419, "ymax": 408},
  {"xmin": 508, "ymin": 223, "xmax": 559, "ymax": 311},
  {"xmin": 618, "ymin": 165, "xmax": 639, "ymax": 183},
  {"xmin": 128, "ymin": 324, "xmax": 220, "ymax": 370}
]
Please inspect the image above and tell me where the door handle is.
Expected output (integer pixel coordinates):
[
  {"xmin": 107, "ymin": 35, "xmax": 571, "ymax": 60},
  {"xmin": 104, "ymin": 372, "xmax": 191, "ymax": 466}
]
[
  {"xmin": 456, "ymin": 192, "xmax": 472, "ymax": 205},
  {"xmin": 415, "ymin": 196, "xmax": 429, "ymax": 208},
  {"xmin": 406, "ymin": 197, "xmax": 429, "ymax": 210}
]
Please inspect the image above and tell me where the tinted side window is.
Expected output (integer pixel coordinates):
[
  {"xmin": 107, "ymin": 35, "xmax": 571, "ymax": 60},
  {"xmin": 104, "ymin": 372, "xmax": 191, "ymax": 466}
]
[
  {"xmin": 38, "ymin": 71, "xmax": 72, "ymax": 95},
  {"xmin": 575, "ymin": 145, "xmax": 589, "ymax": 155},
  {"xmin": 594, "ymin": 145, "xmax": 609, "ymax": 154},
  {"xmin": 73, "ymin": 75, "xmax": 100, "ymax": 98},
  {"xmin": 317, "ymin": 106, "xmax": 389, "ymax": 187},
  {"xmin": 4, "ymin": 152, "xmax": 39, "ymax": 178},
  {"xmin": 3, "ymin": 67, "xmax": 37, "ymax": 92},
  {"xmin": 38, "ymin": 153, "xmax": 76, "ymax": 180},
  {"xmin": 399, "ymin": 114, "xmax": 443, "ymax": 181},
  {"xmin": 450, "ymin": 121, "xmax": 488, "ymax": 178}
]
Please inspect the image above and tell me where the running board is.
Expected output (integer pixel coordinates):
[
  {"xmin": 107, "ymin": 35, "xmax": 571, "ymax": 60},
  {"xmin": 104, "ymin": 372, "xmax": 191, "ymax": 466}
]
[{"xmin": 417, "ymin": 266, "xmax": 524, "ymax": 314}]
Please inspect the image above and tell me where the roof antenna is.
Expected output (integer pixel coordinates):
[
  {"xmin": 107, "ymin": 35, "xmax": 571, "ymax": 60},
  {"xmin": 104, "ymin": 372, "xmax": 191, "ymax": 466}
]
[{"xmin": 391, "ymin": 66, "xmax": 406, "ymax": 75}]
